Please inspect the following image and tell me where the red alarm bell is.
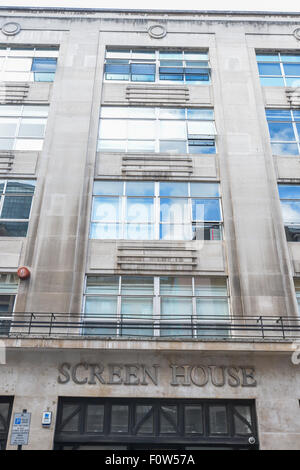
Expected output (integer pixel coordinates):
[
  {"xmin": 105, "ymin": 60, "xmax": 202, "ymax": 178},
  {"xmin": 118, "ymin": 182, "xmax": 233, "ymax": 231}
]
[{"xmin": 17, "ymin": 266, "xmax": 31, "ymax": 280}]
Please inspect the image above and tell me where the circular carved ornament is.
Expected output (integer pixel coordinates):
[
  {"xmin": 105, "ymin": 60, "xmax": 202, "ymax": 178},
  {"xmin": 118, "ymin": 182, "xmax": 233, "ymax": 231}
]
[
  {"xmin": 294, "ymin": 27, "xmax": 300, "ymax": 40},
  {"xmin": 148, "ymin": 24, "xmax": 167, "ymax": 39},
  {"xmin": 1, "ymin": 22, "xmax": 21, "ymax": 36}
]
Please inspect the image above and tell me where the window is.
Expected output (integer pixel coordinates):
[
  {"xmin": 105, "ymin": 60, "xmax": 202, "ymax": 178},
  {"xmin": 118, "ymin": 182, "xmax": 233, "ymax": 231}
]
[
  {"xmin": 83, "ymin": 275, "xmax": 230, "ymax": 338},
  {"xmin": 90, "ymin": 181, "xmax": 222, "ymax": 241},
  {"xmin": 278, "ymin": 184, "xmax": 300, "ymax": 241},
  {"xmin": 0, "ymin": 274, "xmax": 18, "ymax": 335},
  {"xmin": 0, "ymin": 397, "xmax": 13, "ymax": 450},
  {"xmin": 54, "ymin": 398, "xmax": 258, "ymax": 450},
  {"xmin": 0, "ymin": 105, "xmax": 48, "ymax": 151},
  {"xmin": 104, "ymin": 49, "xmax": 210, "ymax": 84},
  {"xmin": 295, "ymin": 280, "xmax": 300, "ymax": 314},
  {"xmin": 256, "ymin": 52, "xmax": 300, "ymax": 87},
  {"xmin": 266, "ymin": 109, "xmax": 300, "ymax": 156},
  {"xmin": 0, "ymin": 180, "xmax": 36, "ymax": 237},
  {"xmin": 98, "ymin": 107, "xmax": 216, "ymax": 154},
  {"xmin": 0, "ymin": 46, "xmax": 58, "ymax": 82}
]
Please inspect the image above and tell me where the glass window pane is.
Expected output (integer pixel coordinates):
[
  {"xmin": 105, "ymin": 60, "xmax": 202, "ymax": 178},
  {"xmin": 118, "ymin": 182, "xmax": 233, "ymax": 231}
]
[
  {"xmin": 6, "ymin": 180, "xmax": 35, "ymax": 193},
  {"xmin": 187, "ymin": 109, "xmax": 214, "ymax": 120},
  {"xmin": 160, "ymin": 276, "xmax": 192, "ymax": 295},
  {"xmin": 283, "ymin": 63, "xmax": 300, "ymax": 76},
  {"xmin": 160, "ymin": 198, "xmax": 190, "ymax": 223},
  {"xmin": 126, "ymin": 197, "xmax": 154, "ymax": 223},
  {"xmin": 100, "ymin": 107, "xmax": 129, "ymax": 118},
  {"xmin": 18, "ymin": 118, "xmax": 46, "ymax": 138},
  {"xmin": 266, "ymin": 109, "xmax": 292, "ymax": 121},
  {"xmin": 268, "ymin": 122, "xmax": 295, "ymax": 141},
  {"xmin": 125, "ymin": 223, "xmax": 154, "ymax": 240},
  {"xmin": 132, "ymin": 50, "xmax": 156, "ymax": 60},
  {"xmin": 192, "ymin": 199, "xmax": 221, "ymax": 221},
  {"xmin": 0, "ymin": 221, "xmax": 28, "ymax": 237},
  {"xmin": 280, "ymin": 200, "xmax": 300, "ymax": 223},
  {"xmin": 281, "ymin": 54, "xmax": 300, "ymax": 62},
  {"xmin": 209, "ymin": 405, "xmax": 228, "ymax": 435},
  {"xmin": 159, "ymin": 51, "xmax": 183, "ymax": 59},
  {"xmin": 5, "ymin": 57, "xmax": 32, "ymax": 71},
  {"xmin": 15, "ymin": 139, "xmax": 43, "ymax": 151},
  {"xmin": 233, "ymin": 406, "xmax": 253, "ymax": 435},
  {"xmin": 0, "ymin": 105, "xmax": 22, "ymax": 116},
  {"xmin": 0, "ymin": 118, "xmax": 18, "ymax": 137},
  {"xmin": 126, "ymin": 182, "xmax": 154, "ymax": 196},
  {"xmin": 128, "ymin": 120, "xmax": 155, "ymax": 139},
  {"xmin": 128, "ymin": 108, "xmax": 156, "ymax": 118},
  {"xmin": 159, "ymin": 140, "xmax": 187, "ymax": 154},
  {"xmin": 121, "ymin": 276, "xmax": 153, "ymax": 295},
  {"xmin": 161, "ymin": 297, "xmax": 192, "ymax": 318},
  {"xmin": 85, "ymin": 296, "xmax": 117, "ymax": 316},
  {"xmin": 187, "ymin": 121, "xmax": 216, "ymax": 136},
  {"xmin": 111, "ymin": 405, "xmax": 129, "ymax": 433},
  {"xmin": 99, "ymin": 120, "xmax": 127, "ymax": 139},
  {"xmin": 190, "ymin": 182, "xmax": 220, "ymax": 198},
  {"xmin": 185, "ymin": 52, "xmax": 208, "ymax": 60},
  {"xmin": 92, "ymin": 197, "xmax": 121, "ymax": 222},
  {"xmin": 86, "ymin": 405, "xmax": 104, "ymax": 433},
  {"xmin": 160, "ymin": 182, "xmax": 188, "ymax": 197},
  {"xmin": 32, "ymin": 58, "xmax": 57, "ymax": 72},
  {"xmin": 195, "ymin": 277, "xmax": 227, "ymax": 296},
  {"xmin": 61, "ymin": 405, "xmax": 80, "ymax": 432},
  {"xmin": 121, "ymin": 297, "xmax": 153, "ymax": 319},
  {"xmin": 106, "ymin": 50, "xmax": 131, "ymax": 59},
  {"xmin": 271, "ymin": 143, "xmax": 299, "ymax": 155},
  {"xmin": 159, "ymin": 108, "xmax": 185, "ymax": 119},
  {"xmin": 0, "ymin": 403, "xmax": 10, "ymax": 430},
  {"xmin": 160, "ymin": 406, "xmax": 177, "ymax": 433},
  {"xmin": 196, "ymin": 298, "xmax": 229, "ymax": 317},
  {"xmin": 135, "ymin": 405, "xmax": 154, "ymax": 434},
  {"xmin": 159, "ymin": 121, "xmax": 186, "ymax": 139},
  {"xmin": 22, "ymin": 106, "xmax": 48, "ymax": 117},
  {"xmin": 0, "ymin": 295, "xmax": 15, "ymax": 312},
  {"xmin": 260, "ymin": 77, "xmax": 285, "ymax": 86},
  {"xmin": 34, "ymin": 72, "xmax": 55, "ymax": 82},
  {"xmin": 285, "ymin": 77, "xmax": 300, "ymax": 87},
  {"xmin": 1, "ymin": 196, "xmax": 32, "ymax": 219},
  {"xmin": 93, "ymin": 181, "xmax": 123, "ymax": 196},
  {"xmin": 258, "ymin": 63, "xmax": 282, "ymax": 76},
  {"xmin": 256, "ymin": 54, "xmax": 279, "ymax": 62},
  {"xmin": 90, "ymin": 223, "xmax": 120, "ymax": 239},
  {"xmin": 127, "ymin": 140, "xmax": 155, "ymax": 152},
  {"xmin": 86, "ymin": 276, "xmax": 119, "ymax": 294},
  {"xmin": 160, "ymin": 223, "xmax": 192, "ymax": 240},
  {"xmin": 185, "ymin": 406, "xmax": 203, "ymax": 434},
  {"xmin": 0, "ymin": 138, "xmax": 14, "ymax": 150},
  {"xmin": 278, "ymin": 184, "xmax": 300, "ymax": 199}
]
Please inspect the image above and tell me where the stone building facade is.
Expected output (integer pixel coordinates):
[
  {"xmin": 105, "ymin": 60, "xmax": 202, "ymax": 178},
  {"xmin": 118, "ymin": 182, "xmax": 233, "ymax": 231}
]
[{"xmin": 0, "ymin": 7, "xmax": 299, "ymax": 450}]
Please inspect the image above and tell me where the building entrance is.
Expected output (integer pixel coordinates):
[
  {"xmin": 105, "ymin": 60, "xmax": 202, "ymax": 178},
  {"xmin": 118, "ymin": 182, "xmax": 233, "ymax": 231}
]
[{"xmin": 54, "ymin": 398, "xmax": 258, "ymax": 450}]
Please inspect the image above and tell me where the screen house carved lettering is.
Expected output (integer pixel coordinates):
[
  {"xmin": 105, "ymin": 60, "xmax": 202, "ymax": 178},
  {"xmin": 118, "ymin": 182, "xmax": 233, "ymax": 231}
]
[{"xmin": 57, "ymin": 363, "xmax": 257, "ymax": 388}]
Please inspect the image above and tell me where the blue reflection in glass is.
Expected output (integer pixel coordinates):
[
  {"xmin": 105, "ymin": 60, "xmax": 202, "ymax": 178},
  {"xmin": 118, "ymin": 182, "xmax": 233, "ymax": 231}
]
[
  {"xmin": 280, "ymin": 201, "xmax": 300, "ymax": 223},
  {"xmin": 259, "ymin": 77, "xmax": 285, "ymax": 86},
  {"xmin": 268, "ymin": 122, "xmax": 295, "ymax": 141},
  {"xmin": 266, "ymin": 109, "xmax": 292, "ymax": 121},
  {"xmin": 126, "ymin": 182, "xmax": 154, "ymax": 196},
  {"xmin": 160, "ymin": 182, "xmax": 188, "ymax": 197},
  {"xmin": 192, "ymin": 199, "xmax": 221, "ymax": 221},
  {"xmin": 258, "ymin": 63, "xmax": 281, "ymax": 76},
  {"xmin": 278, "ymin": 185, "xmax": 300, "ymax": 199},
  {"xmin": 190, "ymin": 183, "xmax": 219, "ymax": 197},
  {"xmin": 271, "ymin": 143, "xmax": 299, "ymax": 155},
  {"xmin": 283, "ymin": 63, "xmax": 300, "ymax": 76},
  {"xmin": 126, "ymin": 198, "xmax": 154, "ymax": 223},
  {"xmin": 93, "ymin": 181, "xmax": 123, "ymax": 196}
]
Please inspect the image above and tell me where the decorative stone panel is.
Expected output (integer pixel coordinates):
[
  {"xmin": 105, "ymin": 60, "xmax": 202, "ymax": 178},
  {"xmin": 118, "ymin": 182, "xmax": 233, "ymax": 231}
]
[
  {"xmin": 126, "ymin": 85, "xmax": 189, "ymax": 104},
  {"xmin": 122, "ymin": 154, "xmax": 193, "ymax": 177},
  {"xmin": 117, "ymin": 242, "xmax": 197, "ymax": 272},
  {"xmin": 286, "ymin": 88, "xmax": 300, "ymax": 107},
  {"xmin": 0, "ymin": 82, "xmax": 29, "ymax": 103},
  {"xmin": 0, "ymin": 152, "xmax": 14, "ymax": 173}
]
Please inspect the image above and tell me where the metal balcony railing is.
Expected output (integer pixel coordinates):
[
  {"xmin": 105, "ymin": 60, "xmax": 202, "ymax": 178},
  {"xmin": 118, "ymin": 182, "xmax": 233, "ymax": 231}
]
[{"xmin": 0, "ymin": 313, "xmax": 300, "ymax": 340}]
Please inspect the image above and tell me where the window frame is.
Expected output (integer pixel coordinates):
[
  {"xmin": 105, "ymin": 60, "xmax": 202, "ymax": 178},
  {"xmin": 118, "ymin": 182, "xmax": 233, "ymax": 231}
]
[
  {"xmin": 90, "ymin": 181, "xmax": 223, "ymax": 241},
  {"xmin": 0, "ymin": 179, "xmax": 36, "ymax": 237},
  {"xmin": 104, "ymin": 48, "xmax": 211, "ymax": 85},
  {"xmin": 266, "ymin": 108, "xmax": 300, "ymax": 156},
  {"xmin": 97, "ymin": 106, "xmax": 216, "ymax": 155},
  {"xmin": 82, "ymin": 275, "xmax": 231, "ymax": 339},
  {"xmin": 256, "ymin": 51, "xmax": 300, "ymax": 87},
  {"xmin": 0, "ymin": 45, "xmax": 58, "ymax": 82}
]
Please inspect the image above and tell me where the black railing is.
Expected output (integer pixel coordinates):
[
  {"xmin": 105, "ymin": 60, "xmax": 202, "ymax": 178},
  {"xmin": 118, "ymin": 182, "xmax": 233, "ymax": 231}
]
[{"xmin": 0, "ymin": 313, "xmax": 300, "ymax": 340}]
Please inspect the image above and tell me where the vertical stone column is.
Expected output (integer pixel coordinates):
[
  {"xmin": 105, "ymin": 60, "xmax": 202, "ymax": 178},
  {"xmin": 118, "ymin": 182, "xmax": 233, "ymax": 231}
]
[
  {"xmin": 16, "ymin": 26, "xmax": 100, "ymax": 315},
  {"xmin": 213, "ymin": 28, "xmax": 296, "ymax": 318}
]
